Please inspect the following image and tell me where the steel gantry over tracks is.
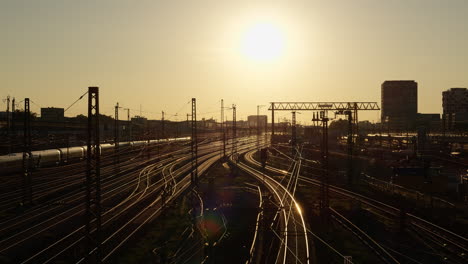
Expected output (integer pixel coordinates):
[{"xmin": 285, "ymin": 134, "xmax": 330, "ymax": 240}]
[
  {"xmin": 269, "ymin": 101, "xmax": 380, "ymax": 185},
  {"xmin": 269, "ymin": 102, "xmax": 379, "ymax": 128},
  {"xmin": 269, "ymin": 101, "xmax": 380, "ymax": 141},
  {"xmin": 269, "ymin": 102, "xmax": 380, "ymax": 111}
]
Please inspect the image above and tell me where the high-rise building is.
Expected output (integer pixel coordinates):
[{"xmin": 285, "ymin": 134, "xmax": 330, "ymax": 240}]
[
  {"xmin": 381, "ymin": 80, "xmax": 418, "ymax": 128},
  {"xmin": 443, "ymin": 88, "xmax": 468, "ymax": 115},
  {"xmin": 442, "ymin": 88, "xmax": 468, "ymax": 129}
]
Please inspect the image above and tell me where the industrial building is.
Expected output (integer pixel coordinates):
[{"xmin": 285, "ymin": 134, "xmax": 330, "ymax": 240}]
[
  {"xmin": 381, "ymin": 80, "xmax": 418, "ymax": 129},
  {"xmin": 41, "ymin": 107, "xmax": 65, "ymax": 122}
]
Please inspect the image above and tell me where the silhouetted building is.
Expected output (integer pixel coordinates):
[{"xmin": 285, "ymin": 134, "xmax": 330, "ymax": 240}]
[
  {"xmin": 442, "ymin": 88, "xmax": 468, "ymax": 130},
  {"xmin": 247, "ymin": 115, "xmax": 267, "ymax": 129},
  {"xmin": 416, "ymin": 113, "xmax": 441, "ymax": 130},
  {"xmin": 131, "ymin": 116, "xmax": 147, "ymax": 125},
  {"xmin": 41, "ymin": 107, "xmax": 64, "ymax": 122},
  {"xmin": 381, "ymin": 80, "xmax": 418, "ymax": 129},
  {"xmin": 0, "ymin": 112, "xmax": 10, "ymax": 121},
  {"xmin": 201, "ymin": 118, "xmax": 217, "ymax": 129},
  {"xmin": 443, "ymin": 88, "xmax": 468, "ymax": 114}
]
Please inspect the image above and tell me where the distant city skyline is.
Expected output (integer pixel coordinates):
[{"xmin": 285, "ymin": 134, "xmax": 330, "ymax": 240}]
[{"xmin": 2, "ymin": 0, "xmax": 467, "ymax": 124}]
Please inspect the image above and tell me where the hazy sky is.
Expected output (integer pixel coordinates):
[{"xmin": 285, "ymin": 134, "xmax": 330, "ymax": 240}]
[{"xmin": 1, "ymin": 0, "xmax": 467, "ymax": 124}]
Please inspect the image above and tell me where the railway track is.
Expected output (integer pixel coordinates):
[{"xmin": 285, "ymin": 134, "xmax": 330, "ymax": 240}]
[
  {"xmin": 0, "ymin": 136, "xmax": 260, "ymax": 263},
  {"xmin": 236, "ymin": 145, "xmax": 310, "ymax": 264},
  {"xmin": 244, "ymin": 148, "xmax": 468, "ymax": 264},
  {"xmin": 0, "ymin": 144, "xmax": 171, "ymax": 211}
]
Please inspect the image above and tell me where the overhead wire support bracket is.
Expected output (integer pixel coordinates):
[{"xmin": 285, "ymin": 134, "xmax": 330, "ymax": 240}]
[
  {"xmin": 114, "ymin": 102, "xmax": 120, "ymax": 174},
  {"xmin": 22, "ymin": 98, "xmax": 33, "ymax": 205},
  {"xmin": 191, "ymin": 98, "xmax": 198, "ymax": 185},
  {"xmin": 85, "ymin": 86, "xmax": 102, "ymax": 263}
]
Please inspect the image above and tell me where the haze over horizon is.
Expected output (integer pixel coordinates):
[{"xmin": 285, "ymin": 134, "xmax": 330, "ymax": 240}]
[{"xmin": 2, "ymin": 0, "xmax": 467, "ymax": 124}]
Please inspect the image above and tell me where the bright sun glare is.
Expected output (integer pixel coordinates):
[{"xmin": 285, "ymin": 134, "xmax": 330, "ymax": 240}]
[{"xmin": 241, "ymin": 23, "xmax": 285, "ymax": 62}]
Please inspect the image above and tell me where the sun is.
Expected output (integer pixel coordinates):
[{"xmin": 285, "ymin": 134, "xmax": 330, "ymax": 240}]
[{"xmin": 241, "ymin": 22, "xmax": 285, "ymax": 62}]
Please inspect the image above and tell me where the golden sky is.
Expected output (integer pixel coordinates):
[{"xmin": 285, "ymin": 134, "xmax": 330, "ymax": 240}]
[{"xmin": 1, "ymin": 0, "xmax": 467, "ymax": 124}]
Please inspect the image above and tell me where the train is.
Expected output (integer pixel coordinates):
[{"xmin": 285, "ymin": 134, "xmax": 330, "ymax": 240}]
[{"xmin": 0, "ymin": 137, "xmax": 190, "ymax": 175}]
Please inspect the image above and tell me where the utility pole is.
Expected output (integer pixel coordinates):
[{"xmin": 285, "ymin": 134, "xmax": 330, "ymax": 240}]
[
  {"xmin": 291, "ymin": 111, "xmax": 297, "ymax": 154},
  {"xmin": 221, "ymin": 99, "xmax": 226, "ymax": 158},
  {"xmin": 114, "ymin": 103, "xmax": 120, "ymax": 173},
  {"xmin": 232, "ymin": 105, "xmax": 237, "ymax": 158},
  {"xmin": 256, "ymin": 105, "xmax": 265, "ymax": 150},
  {"xmin": 85, "ymin": 87, "xmax": 102, "ymax": 263},
  {"xmin": 321, "ymin": 111, "xmax": 329, "ymax": 222},
  {"xmin": 124, "ymin": 108, "xmax": 131, "ymax": 142},
  {"xmin": 347, "ymin": 104, "xmax": 354, "ymax": 185},
  {"xmin": 147, "ymin": 129, "xmax": 151, "ymax": 160},
  {"xmin": 6, "ymin": 96, "xmax": 10, "ymax": 135},
  {"xmin": 161, "ymin": 111, "xmax": 165, "ymax": 139},
  {"xmin": 313, "ymin": 111, "xmax": 329, "ymax": 222},
  {"xmin": 257, "ymin": 105, "xmax": 260, "ymax": 150},
  {"xmin": 271, "ymin": 102, "xmax": 275, "ymax": 139},
  {"xmin": 264, "ymin": 111, "xmax": 268, "ymax": 144},
  {"xmin": 22, "ymin": 98, "xmax": 32, "ymax": 205},
  {"xmin": 191, "ymin": 98, "xmax": 198, "ymax": 185},
  {"xmin": 11, "ymin": 97, "xmax": 15, "ymax": 137},
  {"xmin": 6, "ymin": 96, "xmax": 11, "ymax": 154}
]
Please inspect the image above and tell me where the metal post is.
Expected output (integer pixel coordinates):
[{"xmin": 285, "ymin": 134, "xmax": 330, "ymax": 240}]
[
  {"xmin": 147, "ymin": 129, "xmax": 151, "ymax": 159},
  {"xmin": 354, "ymin": 103, "xmax": 359, "ymax": 141},
  {"xmin": 125, "ymin": 108, "xmax": 131, "ymax": 142},
  {"xmin": 221, "ymin": 99, "xmax": 225, "ymax": 158},
  {"xmin": 271, "ymin": 102, "xmax": 275, "ymax": 138},
  {"xmin": 347, "ymin": 104, "xmax": 353, "ymax": 185},
  {"xmin": 11, "ymin": 97, "xmax": 15, "ymax": 137},
  {"xmin": 320, "ymin": 111, "xmax": 329, "ymax": 222},
  {"xmin": 162, "ymin": 111, "xmax": 165, "ymax": 139},
  {"xmin": 6, "ymin": 96, "xmax": 11, "ymax": 154},
  {"xmin": 114, "ymin": 103, "xmax": 120, "ymax": 173},
  {"xmin": 257, "ymin": 105, "xmax": 260, "ymax": 150},
  {"xmin": 191, "ymin": 98, "xmax": 198, "ymax": 185},
  {"xmin": 291, "ymin": 111, "xmax": 297, "ymax": 150},
  {"xmin": 232, "ymin": 105, "xmax": 237, "ymax": 158},
  {"xmin": 22, "ymin": 98, "xmax": 32, "ymax": 205},
  {"xmin": 85, "ymin": 87, "xmax": 101, "ymax": 263},
  {"xmin": 6, "ymin": 96, "xmax": 10, "ymax": 138}
]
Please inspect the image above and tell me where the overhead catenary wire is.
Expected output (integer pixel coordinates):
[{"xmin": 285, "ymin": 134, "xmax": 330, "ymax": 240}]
[
  {"xmin": 30, "ymin": 100, "xmax": 42, "ymax": 109},
  {"xmin": 117, "ymin": 100, "xmax": 191, "ymax": 119},
  {"xmin": 64, "ymin": 91, "xmax": 88, "ymax": 113}
]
